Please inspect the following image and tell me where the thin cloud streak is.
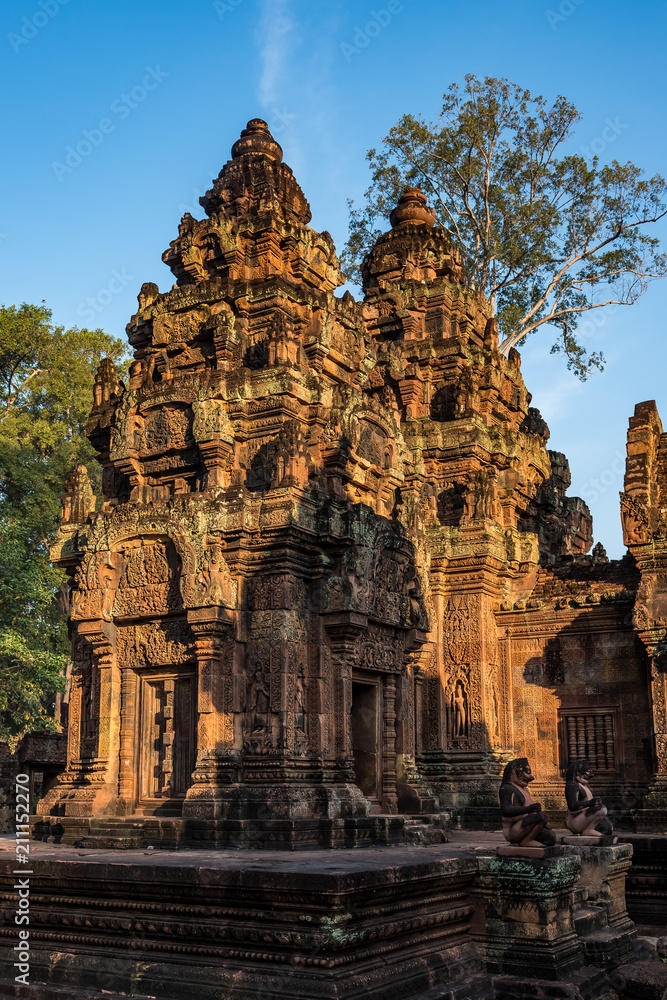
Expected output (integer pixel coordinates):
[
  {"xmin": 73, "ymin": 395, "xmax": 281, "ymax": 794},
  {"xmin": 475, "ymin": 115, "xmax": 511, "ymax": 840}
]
[{"xmin": 257, "ymin": 0, "xmax": 293, "ymax": 108}]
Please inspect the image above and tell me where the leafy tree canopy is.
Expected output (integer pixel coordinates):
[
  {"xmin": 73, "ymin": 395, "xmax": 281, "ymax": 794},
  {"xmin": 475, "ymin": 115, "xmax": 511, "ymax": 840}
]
[
  {"xmin": 0, "ymin": 302, "xmax": 127, "ymax": 743},
  {"xmin": 343, "ymin": 75, "xmax": 667, "ymax": 379}
]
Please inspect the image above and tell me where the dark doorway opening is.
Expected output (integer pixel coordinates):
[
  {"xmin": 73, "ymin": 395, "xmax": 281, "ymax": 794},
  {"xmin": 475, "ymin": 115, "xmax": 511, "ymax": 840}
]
[{"xmin": 351, "ymin": 681, "xmax": 381, "ymax": 808}]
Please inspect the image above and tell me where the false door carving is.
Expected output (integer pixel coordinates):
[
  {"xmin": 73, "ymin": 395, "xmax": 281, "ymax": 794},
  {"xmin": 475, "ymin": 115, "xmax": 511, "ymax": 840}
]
[{"xmin": 139, "ymin": 672, "xmax": 196, "ymax": 812}]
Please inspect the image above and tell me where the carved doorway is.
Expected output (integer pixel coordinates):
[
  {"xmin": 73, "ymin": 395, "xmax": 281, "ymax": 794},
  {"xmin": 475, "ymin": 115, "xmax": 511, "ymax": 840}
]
[
  {"xmin": 138, "ymin": 672, "xmax": 196, "ymax": 814},
  {"xmin": 351, "ymin": 680, "xmax": 382, "ymax": 810}
]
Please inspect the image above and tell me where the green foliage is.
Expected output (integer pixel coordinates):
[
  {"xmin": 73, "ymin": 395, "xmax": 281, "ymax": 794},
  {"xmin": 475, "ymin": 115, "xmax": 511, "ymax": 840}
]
[
  {"xmin": 0, "ymin": 302, "xmax": 128, "ymax": 742},
  {"xmin": 0, "ymin": 518, "xmax": 68, "ymax": 742},
  {"xmin": 343, "ymin": 75, "xmax": 667, "ymax": 379}
]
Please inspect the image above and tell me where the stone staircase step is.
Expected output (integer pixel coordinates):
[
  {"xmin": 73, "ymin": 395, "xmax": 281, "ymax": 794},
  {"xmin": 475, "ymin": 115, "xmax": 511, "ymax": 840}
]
[
  {"xmin": 408, "ymin": 974, "xmax": 494, "ymax": 1000},
  {"xmin": 449, "ymin": 973, "xmax": 495, "ymax": 999},
  {"xmin": 89, "ymin": 820, "xmax": 144, "ymax": 827},
  {"xmin": 77, "ymin": 837, "xmax": 143, "ymax": 849},
  {"xmin": 574, "ymin": 904, "xmax": 609, "ymax": 936},
  {"xmin": 494, "ymin": 966, "xmax": 610, "ymax": 999},
  {"xmin": 573, "ymin": 886, "xmax": 589, "ymax": 908},
  {"xmin": 76, "ymin": 819, "xmax": 146, "ymax": 849},
  {"xmin": 580, "ymin": 925, "xmax": 636, "ymax": 969},
  {"xmin": 400, "ymin": 814, "xmax": 449, "ymax": 845}
]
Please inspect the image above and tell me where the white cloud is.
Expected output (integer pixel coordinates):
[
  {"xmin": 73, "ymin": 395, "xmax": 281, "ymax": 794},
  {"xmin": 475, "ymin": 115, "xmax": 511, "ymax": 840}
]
[{"xmin": 533, "ymin": 375, "xmax": 585, "ymax": 422}]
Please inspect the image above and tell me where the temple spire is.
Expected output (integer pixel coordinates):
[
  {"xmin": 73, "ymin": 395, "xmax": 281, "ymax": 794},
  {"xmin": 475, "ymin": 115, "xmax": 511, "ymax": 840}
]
[{"xmin": 231, "ymin": 118, "xmax": 283, "ymax": 162}]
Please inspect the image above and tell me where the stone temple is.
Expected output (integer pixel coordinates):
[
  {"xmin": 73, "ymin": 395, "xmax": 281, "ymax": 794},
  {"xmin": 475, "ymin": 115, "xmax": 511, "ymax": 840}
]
[
  {"xmin": 3, "ymin": 115, "xmax": 667, "ymax": 1000},
  {"xmin": 39, "ymin": 117, "xmax": 666, "ymax": 846}
]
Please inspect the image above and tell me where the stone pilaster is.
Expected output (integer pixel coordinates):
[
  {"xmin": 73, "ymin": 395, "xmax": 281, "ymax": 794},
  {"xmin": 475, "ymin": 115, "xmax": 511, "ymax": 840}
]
[
  {"xmin": 381, "ymin": 673, "xmax": 398, "ymax": 813},
  {"xmin": 182, "ymin": 606, "xmax": 238, "ymax": 819}
]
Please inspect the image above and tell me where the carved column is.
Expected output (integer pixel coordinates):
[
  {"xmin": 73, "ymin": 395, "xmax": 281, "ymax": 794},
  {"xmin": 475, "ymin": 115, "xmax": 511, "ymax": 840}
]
[
  {"xmin": 184, "ymin": 606, "xmax": 238, "ymax": 818},
  {"xmin": 415, "ymin": 665, "xmax": 424, "ymax": 755},
  {"xmin": 381, "ymin": 674, "xmax": 398, "ymax": 813},
  {"xmin": 76, "ymin": 619, "xmax": 119, "ymax": 815},
  {"xmin": 322, "ymin": 611, "xmax": 367, "ymax": 774},
  {"xmin": 396, "ymin": 632, "xmax": 435, "ymax": 813},
  {"xmin": 118, "ymin": 660, "xmax": 136, "ymax": 811},
  {"xmin": 635, "ymin": 628, "xmax": 667, "ymax": 807}
]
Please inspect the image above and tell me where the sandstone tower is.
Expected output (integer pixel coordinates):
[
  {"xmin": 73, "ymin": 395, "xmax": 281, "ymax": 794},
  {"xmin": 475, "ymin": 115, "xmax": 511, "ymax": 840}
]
[{"xmin": 40, "ymin": 120, "xmax": 663, "ymax": 845}]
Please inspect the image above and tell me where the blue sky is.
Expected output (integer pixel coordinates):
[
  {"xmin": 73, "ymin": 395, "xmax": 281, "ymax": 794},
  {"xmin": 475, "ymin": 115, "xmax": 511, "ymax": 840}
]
[{"xmin": 1, "ymin": 0, "xmax": 666, "ymax": 557}]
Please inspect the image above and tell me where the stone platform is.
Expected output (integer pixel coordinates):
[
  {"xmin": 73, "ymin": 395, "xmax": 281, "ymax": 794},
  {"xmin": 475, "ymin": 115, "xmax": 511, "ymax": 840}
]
[
  {"xmin": 0, "ymin": 836, "xmax": 491, "ymax": 1000},
  {"xmin": 29, "ymin": 812, "xmax": 449, "ymax": 850},
  {"xmin": 0, "ymin": 833, "xmax": 641, "ymax": 999}
]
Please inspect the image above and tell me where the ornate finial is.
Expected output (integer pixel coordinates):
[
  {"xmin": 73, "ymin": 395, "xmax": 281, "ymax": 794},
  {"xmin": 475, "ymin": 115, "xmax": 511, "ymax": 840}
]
[
  {"xmin": 60, "ymin": 465, "xmax": 96, "ymax": 526},
  {"xmin": 390, "ymin": 188, "xmax": 436, "ymax": 229},
  {"xmin": 92, "ymin": 357, "xmax": 123, "ymax": 411},
  {"xmin": 231, "ymin": 118, "xmax": 283, "ymax": 163}
]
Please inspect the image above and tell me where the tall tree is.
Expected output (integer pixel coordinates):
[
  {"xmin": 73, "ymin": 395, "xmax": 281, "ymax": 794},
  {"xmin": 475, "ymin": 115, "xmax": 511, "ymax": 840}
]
[
  {"xmin": 0, "ymin": 302, "xmax": 127, "ymax": 743},
  {"xmin": 343, "ymin": 75, "xmax": 667, "ymax": 379}
]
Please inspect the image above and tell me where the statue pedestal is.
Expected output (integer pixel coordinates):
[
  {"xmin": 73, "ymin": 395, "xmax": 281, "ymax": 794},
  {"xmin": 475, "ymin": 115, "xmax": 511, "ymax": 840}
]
[
  {"xmin": 474, "ymin": 851, "xmax": 585, "ymax": 979},
  {"xmin": 563, "ymin": 842, "xmax": 636, "ymax": 937},
  {"xmin": 562, "ymin": 835, "xmax": 618, "ymax": 846},
  {"xmin": 496, "ymin": 845, "xmax": 564, "ymax": 859}
]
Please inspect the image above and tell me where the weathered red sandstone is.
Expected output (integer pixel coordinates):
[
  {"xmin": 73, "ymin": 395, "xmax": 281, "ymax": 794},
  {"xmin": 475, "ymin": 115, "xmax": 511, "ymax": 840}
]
[{"xmin": 39, "ymin": 118, "xmax": 667, "ymax": 844}]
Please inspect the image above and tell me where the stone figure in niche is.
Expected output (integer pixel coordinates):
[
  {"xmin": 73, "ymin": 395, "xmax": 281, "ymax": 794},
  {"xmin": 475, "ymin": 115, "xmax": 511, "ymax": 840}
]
[
  {"xmin": 458, "ymin": 369, "xmax": 478, "ymax": 415},
  {"xmin": 248, "ymin": 663, "xmax": 270, "ymax": 733},
  {"xmin": 565, "ymin": 759, "xmax": 613, "ymax": 836},
  {"xmin": 81, "ymin": 664, "xmax": 97, "ymax": 741},
  {"xmin": 198, "ymin": 540, "xmax": 228, "ymax": 605},
  {"xmin": 475, "ymin": 467, "xmax": 501, "ymax": 521},
  {"xmin": 294, "ymin": 662, "xmax": 307, "ymax": 733},
  {"xmin": 499, "ymin": 758, "xmax": 556, "ymax": 847},
  {"xmin": 326, "ymin": 576, "xmax": 344, "ymax": 611},
  {"xmin": 141, "ymin": 355, "xmax": 156, "ymax": 390},
  {"xmin": 462, "ymin": 479, "xmax": 477, "ymax": 523},
  {"xmin": 99, "ymin": 551, "xmax": 125, "ymax": 621},
  {"xmin": 404, "ymin": 565, "xmax": 423, "ymax": 626},
  {"xmin": 70, "ymin": 565, "xmax": 88, "ymax": 618},
  {"xmin": 276, "ymin": 453, "xmax": 286, "ymax": 486},
  {"xmin": 132, "ymin": 420, "xmax": 144, "ymax": 452},
  {"xmin": 452, "ymin": 680, "xmax": 468, "ymax": 738}
]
